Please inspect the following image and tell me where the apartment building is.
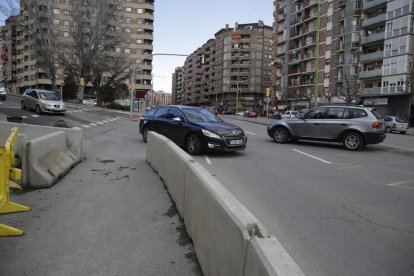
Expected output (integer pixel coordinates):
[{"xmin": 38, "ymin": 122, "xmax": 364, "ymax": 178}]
[
  {"xmin": 172, "ymin": 66, "xmax": 184, "ymax": 104},
  {"xmin": 181, "ymin": 22, "xmax": 273, "ymax": 113},
  {"xmin": 0, "ymin": 26, "xmax": 6, "ymax": 83},
  {"xmin": 273, "ymin": 0, "xmax": 330, "ymax": 110},
  {"xmin": 1, "ymin": 0, "xmax": 154, "ymax": 96},
  {"xmin": 359, "ymin": 0, "xmax": 413, "ymax": 121},
  {"xmin": 273, "ymin": 0, "xmax": 414, "ymax": 123}
]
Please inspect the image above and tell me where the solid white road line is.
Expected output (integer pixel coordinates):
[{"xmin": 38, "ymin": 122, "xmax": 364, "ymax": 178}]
[
  {"xmin": 292, "ymin": 148, "xmax": 332, "ymax": 164},
  {"xmin": 246, "ymin": 131, "xmax": 256, "ymax": 135},
  {"xmin": 31, "ymin": 115, "xmax": 40, "ymax": 118},
  {"xmin": 204, "ymin": 155, "xmax": 212, "ymax": 165}
]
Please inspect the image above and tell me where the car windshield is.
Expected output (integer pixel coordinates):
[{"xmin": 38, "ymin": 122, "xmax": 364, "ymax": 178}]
[
  {"xmin": 182, "ymin": 108, "xmax": 222, "ymax": 123},
  {"xmin": 39, "ymin": 92, "xmax": 60, "ymax": 101}
]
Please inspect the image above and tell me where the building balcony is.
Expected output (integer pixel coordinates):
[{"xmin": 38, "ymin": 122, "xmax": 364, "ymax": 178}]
[
  {"xmin": 362, "ymin": 13, "xmax": 386, "ymax": 28},
  {"xmin": 362, "ymin": 87, "xmax": 382, "ymax": 95},
  {"xmin": 363, "ymin": 0, "xmax": 387, "ymax": 13},
  {"xmin": 361, "ymin": 32, "xmax": 385, "ymax": 44},
  {"xmin": 359, "ymin": 69, "xmax": 382, "ymax": 79},
  {"xmin": 360, "ymin": 51, "xmax": 383, "ymax": 62}
]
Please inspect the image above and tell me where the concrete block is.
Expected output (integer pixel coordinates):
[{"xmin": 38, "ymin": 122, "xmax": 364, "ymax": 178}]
[
  {"xmin": 0, "ymin": 122, "xmax": 83, "ymax": 162},
  {"xmin": 162, "ymin": 140, "xmax": 195, "ymax": 217},
  {"xmin": 245, "ymin": 236, "xmax": 305, "ymax": 276},
  {"xmin": 185, "ymin": 161, "xmax": 265, "ymax": 276},
  {"xmin": 146, "ymin": 131, "xmax": 169, "ymax": 180},
  {"xmin": 22, "ymin": 131, "xmax": 77, "ymax": 188}
]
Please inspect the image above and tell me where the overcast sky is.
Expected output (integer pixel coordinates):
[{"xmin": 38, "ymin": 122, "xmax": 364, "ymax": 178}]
[{"xmin": 0, "ymin": 0, "xmax": 274, "ymax": 93}]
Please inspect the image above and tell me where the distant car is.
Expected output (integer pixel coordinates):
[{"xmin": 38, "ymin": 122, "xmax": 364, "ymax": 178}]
[
  {"xmin": 281, "ymin": 110, "xmax": 299, "ymax": 118},
  {"xmin": 21, "ymin": 89, "xmax": 65, "ymax": 115},
  {"xmin": 83, "ymin": 99, "xmax": 97, "ymax": 106},
  {"xmin": 202, "ymin": 106, "xmax": 217, "ymax": 115},
  {"xmin": 236, "ymin": 111, "xmax": 245, "ymax": 116},
  {"xmin": 0, "ymin": 87, "xmax": 6, "ymax": 101},
  {"xmin": 267, "ymin": 105, "xmax": 386, "ymax": 151},
  {"xmin": 244, "ymin": 110, "xmax": 258, "ymax": 118},
  {"xmin": 0, "ymin": 83, "xmax": 6, "ymax": 101},
  {"xmin": 139, "ymin": 105, "xmax": 247, "ymax": 155},
  {"xmin": 222, "ymin": 109, "xmax": 235, "ymax": 115},
  {"xmin": 383, "ymin": 116, "xmax": 408, "ymax": 134}
]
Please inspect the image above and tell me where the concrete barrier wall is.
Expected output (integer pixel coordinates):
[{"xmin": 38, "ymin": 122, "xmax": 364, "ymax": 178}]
[
  {"xmin": 146, "ymin": 131, "xmax": 305, "ymax": 276},
  {"xmin": 0, "ymin": 122, "xmax": 83, "ymax": 162},
  {"xmin": 22, "ymin": 131, "xmax": 77, "ymax": 188}
]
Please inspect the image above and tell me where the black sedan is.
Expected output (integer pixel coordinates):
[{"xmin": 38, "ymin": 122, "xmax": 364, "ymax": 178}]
[{"xmin": 139, "ymin": 105, "xmax": 247, "ymax": 155}]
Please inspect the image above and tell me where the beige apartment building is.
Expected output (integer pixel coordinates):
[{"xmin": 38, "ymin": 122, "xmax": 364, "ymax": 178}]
[
  {"xmin": 179, "ymin": 21, "xmax": 273, "ymax": 114},
  {"xmin": 172, "ymin": 66, "xmax": 184, "ymax": 104},
  {"xmin": 1, "ymin": 0, "xmax": 154, "ymax": 97}
]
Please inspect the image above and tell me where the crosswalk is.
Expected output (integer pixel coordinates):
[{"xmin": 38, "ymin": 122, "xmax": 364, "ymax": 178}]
[{"xmin": 76, "ymin": 117, "xmax": 121, "ymax": 129}]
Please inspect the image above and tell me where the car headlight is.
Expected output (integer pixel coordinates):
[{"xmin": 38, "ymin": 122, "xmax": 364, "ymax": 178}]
[{"xmin": 202, "ymin": 129, "xmax": 221, "ymax": 139}]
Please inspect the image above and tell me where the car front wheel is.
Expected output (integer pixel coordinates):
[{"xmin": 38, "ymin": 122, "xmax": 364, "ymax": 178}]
[
  {"xmin": 21, "ymin": 101, "xmax": 26, "ymax": 109},
  {"xmin": 186, "ymin": 134, "xmax": 201, "ymax": 155},
  {"xmin": 142, "ymin": 127, "xmax": 149, "ymax": 143},
  {"xmin": 342, "ymin": 132, "xmax": 364, "ymax": 151},
  {"xmin": 385, "ymin": 126, "xmax": 391, "ymax": 133},
  {"xmin": 35, "ymin": 105, "xmax": 42, "ymax": 114},
  {"xmin": 272, "ymin": 127, "xmax": 289, "ymax": 143}
]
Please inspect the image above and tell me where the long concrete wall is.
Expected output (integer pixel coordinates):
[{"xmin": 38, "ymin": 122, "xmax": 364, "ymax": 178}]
[{"xmin": 146, "ymin": 131, "xmax": 305, "ymax": 276}]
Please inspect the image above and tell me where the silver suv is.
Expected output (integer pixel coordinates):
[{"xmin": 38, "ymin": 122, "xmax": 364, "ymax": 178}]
[{"xmin": 267, "ymin": 105, "xmax": 386, "ymax": 151}]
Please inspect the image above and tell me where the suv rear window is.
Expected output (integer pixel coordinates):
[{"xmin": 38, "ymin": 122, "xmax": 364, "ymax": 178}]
[{"xmin": 369, "ymin": 109, "xmax": 382, "ymax": 119}]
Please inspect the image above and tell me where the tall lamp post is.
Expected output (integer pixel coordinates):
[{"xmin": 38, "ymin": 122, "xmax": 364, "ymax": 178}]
[{"xmin": 235, "ymin": 56, "xmax": 241, "ymax": 115}]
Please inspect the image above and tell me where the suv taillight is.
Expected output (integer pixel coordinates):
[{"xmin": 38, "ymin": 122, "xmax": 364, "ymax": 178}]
[{"xmin": 372, "ymin": 121, "xmax": 382, "ymax": 129}]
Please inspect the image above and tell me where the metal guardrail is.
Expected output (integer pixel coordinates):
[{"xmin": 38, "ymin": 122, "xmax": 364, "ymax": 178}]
[{"xmin": 0, "ymin": 127, "xmax": 30, "ymax": 236}]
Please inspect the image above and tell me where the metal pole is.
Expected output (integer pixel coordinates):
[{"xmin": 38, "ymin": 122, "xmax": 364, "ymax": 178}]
[{"xmin": 236, "ymin": 57, "xmax": 240, "ymax": 115}]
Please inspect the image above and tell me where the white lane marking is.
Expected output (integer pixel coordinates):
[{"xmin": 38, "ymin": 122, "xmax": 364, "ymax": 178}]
[
  {"xmin": 246, "ymin": 131, "xmax": 256, "ymax": 136},
  {"xmin": 102, "ymin": 120, "xmax": 109, "ymax": 123},
  {"xmin": 90, "ymin": 123, "xmax": 98, "ymax": 126},
  {"xmin": 292, "ymin": 148, "xmax": 332, "ymax": 164},
  {"xmin": 204, "ymin": 156, "xmax": 212, "ymax": 165},
  {"xmin": 96, "ymin": 122, "xmax": 104, "ymax": 125},
  {"xmin": 21, "ymin": 116, "xmax": 28, "ymax": 119},
  {"xmin": 31, "ymin": 115, "xmax": 40, "ymax": 118},
  {"xmin": 66, "ymin": 111, "xmax": 72, "ymax": 113},
  {"xmin": 82, "ymin": 125, "xmax": 91, "ymax": 128}
]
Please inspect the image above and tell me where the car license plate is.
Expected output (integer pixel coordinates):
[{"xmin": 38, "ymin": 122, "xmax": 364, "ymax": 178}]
[{"xmin": 230, "ymin": 140, "xmax": 243, "ymax": 145}]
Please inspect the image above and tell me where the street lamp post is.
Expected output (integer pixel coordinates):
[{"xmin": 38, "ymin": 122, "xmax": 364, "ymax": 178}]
[{"xmin": 236, "ymin": 56, "xmax": 241, "ymax": 115}]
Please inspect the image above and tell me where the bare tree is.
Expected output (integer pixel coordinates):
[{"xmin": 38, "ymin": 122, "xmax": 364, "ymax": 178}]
[
  {"xmin": 61, "ymin": 0, "xmax": 133, "ymax": 106},
  {"xmin": 338, "ymin": 74, "xmax": 360, "ymax": 104},
  {"xmin": 321, "ymin": 88, "xmax": 334, "ymax": 104}
]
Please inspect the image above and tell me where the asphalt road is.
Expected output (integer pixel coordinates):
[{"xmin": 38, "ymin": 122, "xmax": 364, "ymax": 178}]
[
  {"xmin": 2, "ymin": 96, "xmax": 413, "ymax": 275},
  {"xmin": 192, "ymin": 117, "xmax": 414, "ymax": 276}
]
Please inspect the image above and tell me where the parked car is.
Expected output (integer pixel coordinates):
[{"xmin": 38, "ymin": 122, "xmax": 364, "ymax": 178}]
[
  {"xmin": 21, "ymin": 89, "xmax": 66, "ymax": 115},
  {"xmin": 267, "ymin": 105, "xmax": 386, "ymax": 151},
  {"xmin": 383, "ymin": 116, "xmax": 408, "ymax": 134},
  {"xmin": 83, "ymin": 99, "xmax": 97, "ymax": 106},
  {"xmin": 244, "ymin": 110, "xmax": 258, "ymax": 118},
  {"xmin": 281, "ymin": 110, "xmax": 299, "ymax": 118},
  {"xmin": 0, "ymin": 84, "xmax": 6, "ymax": 101},
  {"xmin": 222, "ymin": 109, "xmax": 235, "ymax": 115},
  {"xmin": 139, "ymin": 105, "xmax": 247, "ymax": 155}
]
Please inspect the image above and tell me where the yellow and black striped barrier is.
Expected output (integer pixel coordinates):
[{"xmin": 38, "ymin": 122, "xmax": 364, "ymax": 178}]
[{"xmin": 0, "ymin": 127, "xmax": 30, "ymax": 236}]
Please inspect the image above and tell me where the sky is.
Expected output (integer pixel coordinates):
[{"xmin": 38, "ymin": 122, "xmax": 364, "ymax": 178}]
[{"xmin": 0, "ymin": 0, "xmax": 274, "ymax": 93}]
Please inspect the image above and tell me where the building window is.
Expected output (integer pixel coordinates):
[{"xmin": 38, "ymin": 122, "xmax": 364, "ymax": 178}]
[
  {"xmin": 64, "ymin": 20, "xmax": 69, "ymax": 26},
  {"xmin": 126, "ymin": 7, "xmax": 131, "ymax": 12},
  {"xmin": 53, "ymin": 9, "xmax": 60, "ymax": 14},
  {"xmin": 115, "ymin": 47, "xmax": 121, "ymax": 53},
  {"xmin": 53, "ymin": 19, "xmax": 60, "ymax": 25},
  {"xmin": 136, "ymin": 39, "xmax": 143, "ymax": 44},
  {"xmin": 138, "ymin": 9, "xmax": 143, "ymax": 13},
  {"xmin": 125, "ymin": 28, "xmax": 130, "ymax": 33},
  {"xmin": 125, "ymin": 48, "xmax": 130, "ymax": 54},
  {"xmin": 327, "ymin": 16, "xmax": 332, "ymax": 23},
  {"xmin": 386, "ymin": 22, "xmax": 393, "ymax": 32},
  {"xmin": 126, "ymin": 17, "xmax": 131, "ymax": 24},
  {"xmin": 63, "ymin": 32, "xmax": 69, "ymax": 37},
  {"xmin": 64, "ymin": 10, "xmax": 70, "ymax": 15}
]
